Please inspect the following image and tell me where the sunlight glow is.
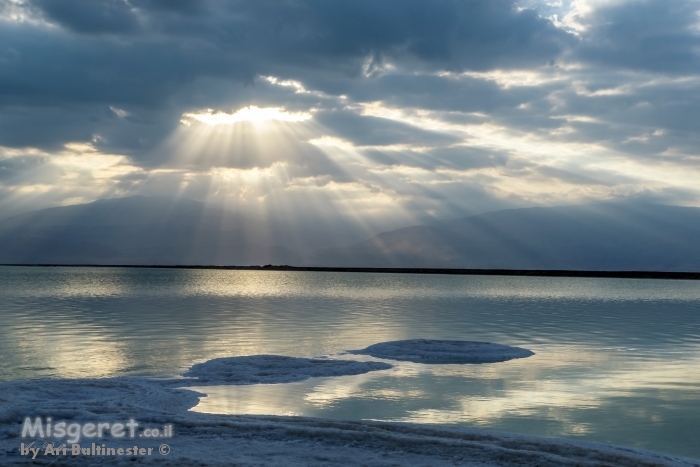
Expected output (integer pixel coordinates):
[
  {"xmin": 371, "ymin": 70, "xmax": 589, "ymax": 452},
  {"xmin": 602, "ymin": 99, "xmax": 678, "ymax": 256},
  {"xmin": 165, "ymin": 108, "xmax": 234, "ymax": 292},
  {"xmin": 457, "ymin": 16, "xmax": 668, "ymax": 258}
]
[
  {"xmin": 181, "ymin": 106, "xmax": 313, "ymax": 126},
  {"xmin": 438, "ymin": 69, "xmax": 567, "ymax": 88},
  {"xmin": 0, "ymin": 0, "xmax": 50, "ymax": 25}
]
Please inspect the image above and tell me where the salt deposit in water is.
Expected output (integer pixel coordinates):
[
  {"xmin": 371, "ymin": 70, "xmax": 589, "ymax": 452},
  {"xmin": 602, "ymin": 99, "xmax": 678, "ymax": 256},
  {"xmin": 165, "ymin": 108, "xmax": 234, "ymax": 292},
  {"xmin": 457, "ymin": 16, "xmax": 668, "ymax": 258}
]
[
  {"xmin": 183, "ymin": 355, "xmax": 392, "ymax": 385},
  {"xmin": 349, "ymin": 339, "xmax": 534, "ymax": 363},
  {"xmin": 2, "ymin": 375, "xmax": 693, "ymax": 466},
  {"xmin": 7, "ymin": 352, "xmax": 692, "ymax": 466}
]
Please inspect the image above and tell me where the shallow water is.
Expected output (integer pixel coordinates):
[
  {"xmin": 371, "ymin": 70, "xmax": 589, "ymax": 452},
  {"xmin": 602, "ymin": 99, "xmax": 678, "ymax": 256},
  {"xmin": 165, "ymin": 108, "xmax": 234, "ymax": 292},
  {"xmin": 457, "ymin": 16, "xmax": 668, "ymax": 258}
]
[{"xmin": 1, "ymin": 266, "xmax": 699, "ymax": 459}]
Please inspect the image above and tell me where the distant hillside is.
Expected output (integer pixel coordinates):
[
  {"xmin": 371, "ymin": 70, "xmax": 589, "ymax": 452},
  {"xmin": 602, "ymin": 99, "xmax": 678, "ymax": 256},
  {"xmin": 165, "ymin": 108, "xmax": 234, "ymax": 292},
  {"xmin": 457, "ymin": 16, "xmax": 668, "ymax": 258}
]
[
  {"xmin": 0, "ymin": 196, "xmax": 300, "ymax": 265},
  {"xmin": 310, "ymin": 203, "xmax": 700, "ymax": 271},
  {"xmin": 4, "ymin": 198, "xmax": 700, "ymax": 270}
]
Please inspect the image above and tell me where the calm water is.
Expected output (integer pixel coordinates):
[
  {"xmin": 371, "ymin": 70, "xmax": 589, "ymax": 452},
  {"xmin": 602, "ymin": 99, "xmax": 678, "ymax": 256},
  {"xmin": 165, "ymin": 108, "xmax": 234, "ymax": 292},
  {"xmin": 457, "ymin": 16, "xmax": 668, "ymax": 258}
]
[{"xmin": 1, "ymin": 266, "xmax": 700, "ymax": 459}]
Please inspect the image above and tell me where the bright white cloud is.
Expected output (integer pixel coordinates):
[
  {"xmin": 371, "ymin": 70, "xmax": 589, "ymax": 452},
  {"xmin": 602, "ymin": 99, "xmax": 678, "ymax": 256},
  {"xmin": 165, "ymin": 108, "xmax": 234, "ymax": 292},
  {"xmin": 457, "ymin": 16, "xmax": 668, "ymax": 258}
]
[{"xmin": 181, "ymin": 106, "xmax": 313, "ymax": 126}]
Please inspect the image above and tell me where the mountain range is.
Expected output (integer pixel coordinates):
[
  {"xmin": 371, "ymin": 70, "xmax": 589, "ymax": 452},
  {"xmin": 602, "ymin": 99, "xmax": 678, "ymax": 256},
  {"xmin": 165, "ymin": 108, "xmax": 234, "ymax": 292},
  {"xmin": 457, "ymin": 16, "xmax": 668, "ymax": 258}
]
[
  {"xmin": 1, "ymin": 196, "xmax": 699, "ymax": 271},
  {"xmin": 312, "ymin": 203, "xmax": 700, "ymax": 271},
  {"xmin": 0, "ymin": 196, "xmax": 298, "ymax": 266}
]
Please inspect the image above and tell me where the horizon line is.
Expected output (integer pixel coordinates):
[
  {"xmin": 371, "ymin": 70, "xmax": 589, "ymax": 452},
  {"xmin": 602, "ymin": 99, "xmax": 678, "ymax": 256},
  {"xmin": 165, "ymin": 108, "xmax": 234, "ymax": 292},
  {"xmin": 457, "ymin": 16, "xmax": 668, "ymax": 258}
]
[{"xmin": 1, "ymin": 264, "xmax": 699, "ymax": 280}]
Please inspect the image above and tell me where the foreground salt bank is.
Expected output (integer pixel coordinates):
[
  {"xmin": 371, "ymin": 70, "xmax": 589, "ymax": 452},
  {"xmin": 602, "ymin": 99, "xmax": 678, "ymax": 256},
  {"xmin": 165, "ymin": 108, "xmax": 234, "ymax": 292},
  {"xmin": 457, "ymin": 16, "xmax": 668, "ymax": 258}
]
[{"xmin": 3, "ymin": 341, "xmax": 696, "ymax": 466}]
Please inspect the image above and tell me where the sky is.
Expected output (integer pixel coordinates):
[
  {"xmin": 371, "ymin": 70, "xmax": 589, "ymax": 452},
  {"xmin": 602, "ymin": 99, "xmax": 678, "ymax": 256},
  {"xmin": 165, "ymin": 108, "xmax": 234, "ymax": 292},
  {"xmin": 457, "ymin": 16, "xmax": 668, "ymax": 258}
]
[{"xmin": 1, "ymin": 0, "xmax": 700, "ymax": 234}]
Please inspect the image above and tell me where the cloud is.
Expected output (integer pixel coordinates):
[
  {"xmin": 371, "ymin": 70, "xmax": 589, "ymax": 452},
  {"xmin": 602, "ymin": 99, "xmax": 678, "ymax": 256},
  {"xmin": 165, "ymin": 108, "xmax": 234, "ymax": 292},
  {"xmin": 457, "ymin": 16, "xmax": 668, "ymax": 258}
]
[
  {"xmin": 31, "ymin": 0, "xmax": 139, "ymax": 34},
  {"xmin": 0, "ymin": 142, "xmax": 141, "ymax": 218},
  {"xmin": 0, "ymin": 153, "xmax": 52, "ymax": 184},
  {"xmin": 574, "ymin": 0, "xmax": 700, "ymax": 73},
  {"xmin": 9, "ymin": 0, "xmax": 572, "ymax": 117},
  {"xmin": 314, "ymin": 109, "xmax": 463, "ymax": 147},
  {"xmin": 1, "ymin": 0, "xmax": 700, "ymax": 228}
]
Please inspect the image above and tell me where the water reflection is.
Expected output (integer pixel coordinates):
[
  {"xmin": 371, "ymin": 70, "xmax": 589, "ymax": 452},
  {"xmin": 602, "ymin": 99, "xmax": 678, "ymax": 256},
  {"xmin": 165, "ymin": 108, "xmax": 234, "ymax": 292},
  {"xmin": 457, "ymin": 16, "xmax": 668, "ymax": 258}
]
[
  {"xmin": 1, "ymin": 266, "xmax": 700, "ymax": 458},
  {"xmin": 190, "ymin": 346, "xmax": 700, "ymax": 457}
]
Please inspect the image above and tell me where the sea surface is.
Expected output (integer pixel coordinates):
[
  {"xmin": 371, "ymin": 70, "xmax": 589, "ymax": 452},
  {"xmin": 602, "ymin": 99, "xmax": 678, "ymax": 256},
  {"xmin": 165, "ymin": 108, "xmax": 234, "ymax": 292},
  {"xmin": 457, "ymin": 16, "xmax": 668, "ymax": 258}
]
[{"xmin": 1, "ymin": 266, "xmax": 699, "ymax": 459}]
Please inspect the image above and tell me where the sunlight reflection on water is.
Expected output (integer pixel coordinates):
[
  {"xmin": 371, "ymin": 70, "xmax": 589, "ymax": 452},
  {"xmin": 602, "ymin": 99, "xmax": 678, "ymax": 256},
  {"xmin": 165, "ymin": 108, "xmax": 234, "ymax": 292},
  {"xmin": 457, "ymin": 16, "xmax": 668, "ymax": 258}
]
[{"xmin": 1, "ymin": 266, "xmax": 700, "ymax": 458}]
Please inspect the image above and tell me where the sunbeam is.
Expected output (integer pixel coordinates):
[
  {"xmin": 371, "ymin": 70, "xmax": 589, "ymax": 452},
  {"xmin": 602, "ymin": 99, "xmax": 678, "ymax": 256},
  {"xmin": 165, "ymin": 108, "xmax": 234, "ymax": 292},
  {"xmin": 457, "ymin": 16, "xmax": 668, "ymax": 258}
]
[{"xmin": 143, "ymin": 102, "xmax": 424, "ymax": 259}]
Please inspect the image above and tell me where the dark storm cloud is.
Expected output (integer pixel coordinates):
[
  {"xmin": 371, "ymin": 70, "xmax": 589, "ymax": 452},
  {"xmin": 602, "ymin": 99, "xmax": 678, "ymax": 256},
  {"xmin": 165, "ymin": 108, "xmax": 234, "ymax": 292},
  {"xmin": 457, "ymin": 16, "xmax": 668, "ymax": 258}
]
[
  {"xmin": 14, "ymin": 0, "xmax": 573, "ymax": 103},
  {"xmin": 575, "ymin": 0, "xmax": 700, "ymax": 73},
  {"xmin": 0, "ymin": 0, "xmax": 573, "ymax": 154},
  {"xmin": 141, "ymin": 0, "xmax": 204, "ymax": 15},
  {"xmin": 313, "ymin": 72, "xmax": 546, "ymax": 114},
  {"xmin": 211, "ymin": 0, "xmax": 572, "ymax": 70},
  {"xmin": 0, "ymin": 104, "xmax": 98, "ymax": 150},
  {"xmin": 31, "ymin": 0, "xmax": 139, "ymax": 34},
  {"xmin": 0, "ymin": 23, "xmax": 252, "ymax": 108}
]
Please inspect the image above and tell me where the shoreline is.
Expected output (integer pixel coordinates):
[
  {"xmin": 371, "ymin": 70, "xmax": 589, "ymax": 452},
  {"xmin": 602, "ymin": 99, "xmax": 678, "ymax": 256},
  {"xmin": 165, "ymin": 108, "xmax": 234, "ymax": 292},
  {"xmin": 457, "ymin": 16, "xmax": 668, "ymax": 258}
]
[
  {"xmin": 2, "ymin": 263, "xmax": 700, "ymax": 280},
  {"xmin": 4, "ymin": 375, "xmax": 698, "ymax": 466}
]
